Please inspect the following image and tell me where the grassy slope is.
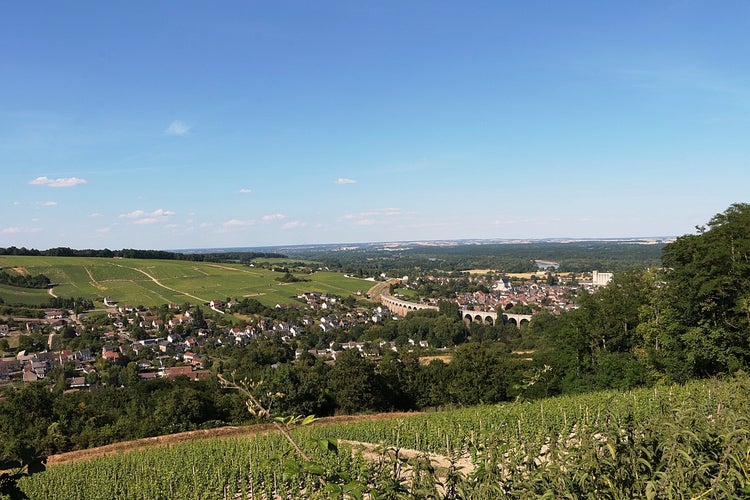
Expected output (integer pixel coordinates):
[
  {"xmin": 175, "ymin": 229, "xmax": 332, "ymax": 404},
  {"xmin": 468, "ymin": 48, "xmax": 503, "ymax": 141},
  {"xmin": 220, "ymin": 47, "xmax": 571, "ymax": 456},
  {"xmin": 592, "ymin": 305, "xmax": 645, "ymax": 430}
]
[{"xmin": 0, "ymin": 256, "xmax": 371, "ymax": 308}]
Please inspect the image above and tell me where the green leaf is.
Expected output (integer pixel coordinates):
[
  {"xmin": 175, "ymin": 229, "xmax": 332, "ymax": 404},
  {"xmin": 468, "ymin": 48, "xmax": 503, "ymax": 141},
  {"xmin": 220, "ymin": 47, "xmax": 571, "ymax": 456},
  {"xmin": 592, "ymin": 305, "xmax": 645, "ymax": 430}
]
[
  {"xmin": 301, "ymin": 414, "xmax": 318, "ymax": 426},
  {"xmin": 319, "ymin": 438, "xmax": 338, "ymax": 453},
  {"xmin": 301, "ymin": 463, "xmax": 326, "ymax": 475}
]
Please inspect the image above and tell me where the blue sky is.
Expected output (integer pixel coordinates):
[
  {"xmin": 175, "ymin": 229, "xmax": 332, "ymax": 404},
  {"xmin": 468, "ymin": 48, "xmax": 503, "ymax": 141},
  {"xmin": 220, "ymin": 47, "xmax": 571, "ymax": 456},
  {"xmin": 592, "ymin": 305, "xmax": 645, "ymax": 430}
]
[{"xmin": 2, "ymin": 1, "xmax": 749, "ymax": 250}]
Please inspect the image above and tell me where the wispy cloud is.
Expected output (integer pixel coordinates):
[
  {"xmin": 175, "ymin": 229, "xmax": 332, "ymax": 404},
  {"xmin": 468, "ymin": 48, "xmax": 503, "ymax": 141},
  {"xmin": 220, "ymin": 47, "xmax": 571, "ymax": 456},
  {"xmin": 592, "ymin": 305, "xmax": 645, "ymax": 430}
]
[
  {"xmin": 239, "ymin": 188, "xmax": 253, "ymax": 194},
  {"xmin": 335, "ymin": 178, "xmax": 357, "ymax": 185},
  {"xmin": 615, "ymin": 65, "xmax": 750, "ymax": 102},
  {"xmin": 165, "ymin": 120, "xmax": 191, "ymax": 136},
  {"xmin": 261, "ymin": 214, "xmax": 286, "ymax": 223},
  {"xmin": 29, "ymin": 176, "xmax": 87, "ymax": 188},
  {"xmin": 339, "ymin": 208, "xmax": 408, "ymax": 227},
  {"xmin": 119, "ymin": 208, "xmax": 175, "ymax": 225},
  {"xmin": 36, "ymin": 201, "xmax": 58, "ymax": 207},
  {"xmin": 1, "ymin": 226, "xmax": 41, "ymax": 235},
  {"xmin": 220, "ymin": 219, "xmax": 256, "ymax": 232},
  {"xmin": 89, "ymin": 212, "xmax": 104, "ymax": 218},
  {"xmin": 281, "ymin": 221, "xmax": 305, "ymax": 230}
]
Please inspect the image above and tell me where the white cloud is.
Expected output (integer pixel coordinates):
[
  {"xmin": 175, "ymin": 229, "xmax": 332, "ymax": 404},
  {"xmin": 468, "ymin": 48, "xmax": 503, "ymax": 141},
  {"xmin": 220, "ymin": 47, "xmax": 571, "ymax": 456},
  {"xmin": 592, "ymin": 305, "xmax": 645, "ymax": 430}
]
[
  {"xmin": 341, "ymin": 208, "xmax": 403, "ymax": 221},
  {"xmin": 239, "ymin": 188, "xmax": 253, "ymax": 194},
  {"xmin": 222, "ymin": 219, "xmax": 256, "ymax": 229},
  {"xmin": 119, "ymin": 208, "xmax": 175, "ymax": 225},
  {"xmin": 133, "ymin": 218, "xmax": 160, "ymax": 225},
  {"xmin": 335, "ymin": 178, "xmax": 357, "ymax": 185},
  {"xmin": 120, "ymin": 209, "xmax": 175, "ymax": 219},
  {"xmin": 281, "ymin": 221, "xmax": 305, "ymax": 230},
  {"xmin": 199, "ymin": 222, "xmax": 213, "ymax": 229},
  {"xmin": 261, "ymin": 214, "xmax": 286, "ymax": 222},
  {"xmin": 36, "ymin": 201, "xmax": 58, "ymax": 207},
  {"xmin": 165, "ymin": 120, "xmax": 191, "ymax": 136},
  {"xmin": 1, "ymin": 226, "xmax": 41, "ymax": 235},
  {"xmin": 338, "ymin": 207, "xmax": 413, "ymax": 228},
  {"xmin": 29, "ymin": 176, "xmax": 87, "ymax": 188},
  {"xmin": 89, "ymin": 212, "xmax": 104, "ymax": 218}
]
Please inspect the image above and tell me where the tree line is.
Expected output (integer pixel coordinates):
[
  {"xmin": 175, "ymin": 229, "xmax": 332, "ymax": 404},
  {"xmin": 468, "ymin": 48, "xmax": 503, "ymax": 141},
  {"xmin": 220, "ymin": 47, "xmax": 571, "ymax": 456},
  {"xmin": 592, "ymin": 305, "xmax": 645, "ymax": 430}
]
[
  {"xmin": 0, "ymin": 270, "xmax": 51, "ymax": 289},
  {"xmin": 0, "ymin": 247, "xmax": 285, "ymax": 263}
]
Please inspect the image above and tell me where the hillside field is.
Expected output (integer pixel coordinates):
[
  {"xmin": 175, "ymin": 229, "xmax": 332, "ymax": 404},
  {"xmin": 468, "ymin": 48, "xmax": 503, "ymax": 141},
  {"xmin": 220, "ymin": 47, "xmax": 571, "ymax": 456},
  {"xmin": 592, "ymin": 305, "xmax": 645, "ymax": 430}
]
[
  {"xmin": 18, "ymin": 375, "xmax": 750, "ymax": 499},
  {"xmin": 0, "ymin": 256, "xmax": 371, "ymax": 308}
]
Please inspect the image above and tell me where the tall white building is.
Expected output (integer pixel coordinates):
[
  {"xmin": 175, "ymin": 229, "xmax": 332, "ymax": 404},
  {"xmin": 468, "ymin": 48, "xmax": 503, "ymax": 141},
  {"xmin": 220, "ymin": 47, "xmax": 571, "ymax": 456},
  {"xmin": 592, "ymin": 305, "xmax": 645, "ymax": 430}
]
[{"xmin": 592, "ymin": 270, "xmax": 613, "ymax": 287}]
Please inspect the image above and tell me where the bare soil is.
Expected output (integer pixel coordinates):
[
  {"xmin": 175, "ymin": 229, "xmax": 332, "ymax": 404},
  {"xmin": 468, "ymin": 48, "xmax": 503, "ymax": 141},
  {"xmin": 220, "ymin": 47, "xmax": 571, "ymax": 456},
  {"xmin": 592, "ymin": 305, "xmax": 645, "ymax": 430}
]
[{"xmin": 340, "ymin": 439, "xmax": 474, "ymax": 476}]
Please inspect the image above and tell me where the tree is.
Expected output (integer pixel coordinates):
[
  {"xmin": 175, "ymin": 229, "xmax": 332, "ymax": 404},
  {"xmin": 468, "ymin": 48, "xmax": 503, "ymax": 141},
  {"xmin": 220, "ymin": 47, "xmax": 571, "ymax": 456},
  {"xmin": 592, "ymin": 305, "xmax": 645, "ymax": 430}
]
[
  {"xmin": 447, "ymin": 342, "xmax": 512, "ymax": 405},
  {"xmin": 659, "ymin": 203, "xmax": 750, "ymax": 377},
  {"xmin": 327, "ymin": 349, "xmax": 384, "ymax": 414}
]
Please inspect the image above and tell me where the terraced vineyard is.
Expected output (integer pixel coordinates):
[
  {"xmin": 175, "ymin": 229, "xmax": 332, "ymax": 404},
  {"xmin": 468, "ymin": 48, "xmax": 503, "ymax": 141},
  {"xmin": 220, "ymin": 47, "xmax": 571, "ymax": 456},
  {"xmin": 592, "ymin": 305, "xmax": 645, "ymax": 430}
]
[
  {"xmin": 18, "ymin": 375, "xmax": 750, "ymax": 499},
  {"xmin": 0, "ymin": 256, "xmax": 370, "ymax": 308}
]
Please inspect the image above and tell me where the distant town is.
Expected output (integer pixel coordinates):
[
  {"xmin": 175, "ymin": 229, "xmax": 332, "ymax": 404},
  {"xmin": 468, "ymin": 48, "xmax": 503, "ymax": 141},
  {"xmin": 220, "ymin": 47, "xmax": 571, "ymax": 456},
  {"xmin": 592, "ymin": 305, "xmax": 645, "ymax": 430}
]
[{"xmin": 1, "ymin": 265, "xmax": 613, "ymax": 388}]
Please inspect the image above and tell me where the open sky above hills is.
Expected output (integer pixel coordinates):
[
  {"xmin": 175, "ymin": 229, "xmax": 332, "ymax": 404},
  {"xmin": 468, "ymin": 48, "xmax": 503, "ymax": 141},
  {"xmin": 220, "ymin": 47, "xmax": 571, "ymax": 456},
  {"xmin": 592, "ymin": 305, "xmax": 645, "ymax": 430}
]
[{"xmin": 2, "ymin": 1, "xmax": 749, "ymax": 250}]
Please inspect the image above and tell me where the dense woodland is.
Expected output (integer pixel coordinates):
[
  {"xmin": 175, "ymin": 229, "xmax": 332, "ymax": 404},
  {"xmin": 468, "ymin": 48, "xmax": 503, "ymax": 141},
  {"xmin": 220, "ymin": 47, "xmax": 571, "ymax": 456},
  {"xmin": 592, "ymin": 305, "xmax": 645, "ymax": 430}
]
[{"xmin": 1, "ymin": 203, "xmax": 750, "ymax": 472}]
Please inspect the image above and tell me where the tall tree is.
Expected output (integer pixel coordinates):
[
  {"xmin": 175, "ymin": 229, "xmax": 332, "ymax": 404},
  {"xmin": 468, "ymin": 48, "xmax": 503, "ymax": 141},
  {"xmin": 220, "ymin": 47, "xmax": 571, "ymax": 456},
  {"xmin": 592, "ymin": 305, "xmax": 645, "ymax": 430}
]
[{"xmin": 660, "ymin": 203, "xmax": 750, "ymax": 377}]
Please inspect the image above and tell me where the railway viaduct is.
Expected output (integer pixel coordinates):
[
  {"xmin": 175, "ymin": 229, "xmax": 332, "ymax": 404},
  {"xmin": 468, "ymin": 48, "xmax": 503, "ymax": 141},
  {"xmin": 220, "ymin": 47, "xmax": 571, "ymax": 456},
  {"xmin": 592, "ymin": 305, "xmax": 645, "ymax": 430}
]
[{"xmin": 379, "ymin": 293, "xmax": 531, "ymax": 327}]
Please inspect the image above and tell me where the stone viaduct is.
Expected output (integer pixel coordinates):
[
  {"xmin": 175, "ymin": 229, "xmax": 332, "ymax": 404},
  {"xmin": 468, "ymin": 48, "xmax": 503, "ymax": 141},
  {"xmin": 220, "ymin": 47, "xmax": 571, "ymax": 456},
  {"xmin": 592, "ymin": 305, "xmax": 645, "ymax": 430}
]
[
  {"xmin": 380, "ymin": 293, "xmax": 438, "ymax": 316},
  {"xmin": 459, "ymin": 308, "xmax": 532, "ymax": 327},
  {"xmin": 379, "ymin": 293, "xmax": 531, "ymax": 327}
]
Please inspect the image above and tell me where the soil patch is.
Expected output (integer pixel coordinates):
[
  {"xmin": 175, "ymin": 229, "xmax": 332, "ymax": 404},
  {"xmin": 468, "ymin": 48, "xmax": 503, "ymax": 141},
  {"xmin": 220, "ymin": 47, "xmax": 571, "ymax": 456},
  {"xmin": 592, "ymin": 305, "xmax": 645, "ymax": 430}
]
[
  {"xmin": 419, "ymin": 355, "xmax": 451, "ymax": 365},
  {"xmin": 11, "ymin": 267, "xmax": 29, "ymax": 276}
]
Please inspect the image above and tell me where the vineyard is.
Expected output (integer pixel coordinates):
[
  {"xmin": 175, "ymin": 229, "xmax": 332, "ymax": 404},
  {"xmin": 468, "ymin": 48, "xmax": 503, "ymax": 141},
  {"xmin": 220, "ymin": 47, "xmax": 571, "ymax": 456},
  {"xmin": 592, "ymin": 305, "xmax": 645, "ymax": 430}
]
[
  {"xmin": 16, "ymin": 374, "xmax": 750, "ymax": 499},
  {"xmin": 0, "ymin": 255, "xmax": 369, "ymax": 308}
]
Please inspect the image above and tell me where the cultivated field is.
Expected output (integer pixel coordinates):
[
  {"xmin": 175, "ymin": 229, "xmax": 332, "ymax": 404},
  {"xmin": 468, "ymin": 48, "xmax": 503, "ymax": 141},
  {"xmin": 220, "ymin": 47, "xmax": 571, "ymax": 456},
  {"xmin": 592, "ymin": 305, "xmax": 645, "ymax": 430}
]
[
  {"xmin": 0, "ymin": 256, "xmax": 371, "ymax": 308},
  {"xmin": 19, "ymin": 375, "xmax": 750, "ymax": 498}
]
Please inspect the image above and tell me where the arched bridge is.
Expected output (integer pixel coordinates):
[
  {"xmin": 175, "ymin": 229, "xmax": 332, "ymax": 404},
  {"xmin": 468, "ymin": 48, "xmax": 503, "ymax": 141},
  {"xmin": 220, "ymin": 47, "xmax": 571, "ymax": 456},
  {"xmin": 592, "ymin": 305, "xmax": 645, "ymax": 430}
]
[
  {"xmin": 379, "ymin": 293, "xmax": 532, "ymax": 327},
  {"xmin": 460, "ymin": 308, "xmax": 532, "ymax": 327},
  {"xmin": 380, "ymin": 293, "xmax": 438, "ymax": 317}
]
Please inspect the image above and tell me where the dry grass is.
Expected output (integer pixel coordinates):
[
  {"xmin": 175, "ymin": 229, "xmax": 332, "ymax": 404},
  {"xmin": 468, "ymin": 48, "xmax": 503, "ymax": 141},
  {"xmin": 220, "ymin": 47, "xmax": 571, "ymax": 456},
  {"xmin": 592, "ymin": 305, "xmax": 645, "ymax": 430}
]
[
  {"xmin": 45, "ymin": 412, "xmax": 422, "ymax": 467},
  {"xmin": 419, "ymin": 355, "xmax": 451, "ymax": 365}
]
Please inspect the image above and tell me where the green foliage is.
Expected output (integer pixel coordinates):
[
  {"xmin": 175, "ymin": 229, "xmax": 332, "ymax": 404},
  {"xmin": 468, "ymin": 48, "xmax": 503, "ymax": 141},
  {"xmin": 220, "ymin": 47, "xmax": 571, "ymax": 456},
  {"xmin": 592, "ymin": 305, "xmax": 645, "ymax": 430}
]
[
  {"xmin": 0, "ymin": 270, "xmax": 51, "ymax": 289},
  {"xmin": 655, "ymin": 203, "xmax": 750, "ymax": 378},
  {"xmin": 17, "ymin": 375, "xmax": 750, "ymax": 498},
  {"xmin": 0, "ymin": 444, "xmax": 46, "ymax": 500}
]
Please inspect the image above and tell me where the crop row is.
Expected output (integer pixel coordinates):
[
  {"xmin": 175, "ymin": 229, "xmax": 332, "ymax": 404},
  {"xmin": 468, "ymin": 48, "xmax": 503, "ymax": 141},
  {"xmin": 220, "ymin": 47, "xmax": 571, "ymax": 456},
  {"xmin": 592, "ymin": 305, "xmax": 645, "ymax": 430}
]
[{"xmin": 18, "ymin": 375, "xmax": 750, "ymax": 498}]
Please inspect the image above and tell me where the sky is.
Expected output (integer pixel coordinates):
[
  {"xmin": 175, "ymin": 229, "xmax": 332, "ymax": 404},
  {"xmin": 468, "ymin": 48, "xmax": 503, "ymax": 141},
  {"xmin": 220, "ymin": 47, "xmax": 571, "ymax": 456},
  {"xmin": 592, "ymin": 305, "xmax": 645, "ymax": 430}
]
[{"xmin": 2, "ymin": 1, "xmax": 749, "ymax": 250}]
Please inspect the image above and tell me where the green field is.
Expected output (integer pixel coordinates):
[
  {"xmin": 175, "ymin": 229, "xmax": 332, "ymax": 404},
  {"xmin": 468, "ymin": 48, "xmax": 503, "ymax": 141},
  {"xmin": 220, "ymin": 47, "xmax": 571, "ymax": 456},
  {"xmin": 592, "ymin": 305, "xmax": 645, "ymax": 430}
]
[
  {"xmin": 0, "ymin": 256, "xmax": 372, "ymax": 308},
  {"xmin": 18, "ymin": 375, "xmax": 750, "ymax": 498}
]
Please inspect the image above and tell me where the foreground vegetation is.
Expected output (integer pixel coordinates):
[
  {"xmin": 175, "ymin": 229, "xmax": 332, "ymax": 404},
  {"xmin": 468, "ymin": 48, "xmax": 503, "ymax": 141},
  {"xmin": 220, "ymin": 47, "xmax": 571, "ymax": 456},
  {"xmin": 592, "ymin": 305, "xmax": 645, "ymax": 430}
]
[
  {"xmin": 3, "ymin": 202, "xmax": 750, "ymax": 497},
  {"xmin": 17, "ymin": 374, "xmax": 750, "ymax": 499}
]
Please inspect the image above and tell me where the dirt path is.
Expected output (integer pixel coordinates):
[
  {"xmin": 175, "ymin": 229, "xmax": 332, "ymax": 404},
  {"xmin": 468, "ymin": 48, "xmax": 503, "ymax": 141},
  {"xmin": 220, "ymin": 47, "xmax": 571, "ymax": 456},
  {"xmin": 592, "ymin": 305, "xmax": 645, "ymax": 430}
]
[
  {"xmin": 339, "ymin": 439, "xmax": 474, "ymax": 476},
  {"xmin": 367, "ymin": 278, "xmax": 399, "ymax": 300},
  {"xmin": 47, "ymin": 287, "xmax": 58, "ymax": 299},
  {"xmin": 46, "ymin": 412, "xmax": 422, "ymax": 466},
  {"xmin": 113, "ymin": 264, "xmax": 209, "ymax": 304},
  {"xmin": 205, "ymin": 263, "xmax": 262, "ymax": 276}
]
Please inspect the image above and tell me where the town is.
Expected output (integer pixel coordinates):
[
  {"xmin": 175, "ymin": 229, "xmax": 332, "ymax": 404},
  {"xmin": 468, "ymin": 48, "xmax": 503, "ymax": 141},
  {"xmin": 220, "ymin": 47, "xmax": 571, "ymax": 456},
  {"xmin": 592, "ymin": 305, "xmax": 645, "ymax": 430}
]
[{"xmin": 0, "ymin": 267, "xmax": 613, "ymax": 388}]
